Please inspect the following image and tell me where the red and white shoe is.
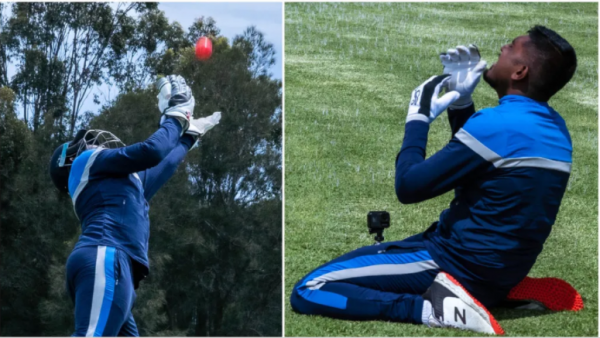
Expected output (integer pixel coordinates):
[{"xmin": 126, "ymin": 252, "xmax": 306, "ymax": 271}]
[
  {"xmin": 423, "ymin": 272, "xmax": 505, "ymax": 335},
  {"xmin": 507, "ymin": 276, "xmax": 584, "ymax": 312}
]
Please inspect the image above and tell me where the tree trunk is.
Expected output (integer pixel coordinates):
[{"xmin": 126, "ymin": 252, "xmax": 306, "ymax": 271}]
[
  {"xmin": 32, "ymin": 92, "xmax": 41, "ymax": 132},
  {"xmin": 69, "ymin": 26, "xmax": 80, "ymax": 136},
  {"xmin": 23, "ymin": 88, "xmax": 28, "ymax": 124}
]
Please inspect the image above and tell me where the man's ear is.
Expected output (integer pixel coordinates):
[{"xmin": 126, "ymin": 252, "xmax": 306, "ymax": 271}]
[{"xmin": 511, "ymin": 64, "xmax": 529, "ymax": 81}]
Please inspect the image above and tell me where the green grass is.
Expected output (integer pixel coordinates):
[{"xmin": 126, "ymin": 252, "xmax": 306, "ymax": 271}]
[{"xmin": 284, "ymin": 2, "xmax": 598, "ymax": 336}]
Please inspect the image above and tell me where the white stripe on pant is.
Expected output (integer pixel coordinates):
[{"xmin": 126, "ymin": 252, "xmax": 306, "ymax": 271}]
[{"xmin": 85, "ymin": 246, "xmax": 107, "ymax": 337}]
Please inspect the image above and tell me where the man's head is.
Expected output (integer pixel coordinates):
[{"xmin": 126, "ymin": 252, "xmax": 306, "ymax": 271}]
[
  {"xmin": 49, "ymin": 129, "xmax": 125, "ymax": 193},
  {"xmin": 483, "ymin": 26, "xmax": 577, "ymax": 102}
]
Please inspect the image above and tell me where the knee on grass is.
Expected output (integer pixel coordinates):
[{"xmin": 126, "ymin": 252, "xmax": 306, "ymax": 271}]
[{"xmin": 290, "ymin": 282, "xmax": 315, "ymax": 314}]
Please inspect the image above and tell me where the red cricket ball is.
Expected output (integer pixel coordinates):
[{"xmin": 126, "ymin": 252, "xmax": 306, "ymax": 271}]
[{"xmin": 195, "ymin": 36, "xmax": 212, "ymax": 61}]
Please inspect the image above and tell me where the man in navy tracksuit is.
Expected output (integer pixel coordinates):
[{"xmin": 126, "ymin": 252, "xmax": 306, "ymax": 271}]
[
  {"xmin": 49, "ymin": 75, "xmax": 221, "ymax": 336},
  {"xmin": 291, "ymin": 26, "xmax": 577, "ymax": 334}
]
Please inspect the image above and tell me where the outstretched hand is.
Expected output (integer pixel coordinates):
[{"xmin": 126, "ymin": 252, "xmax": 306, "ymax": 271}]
[
  {"xmin": 188, "ymin": 111, "xmax": 221, "ymax": 136},
  {"xmin": 186, "ymin": 111, "xmax": 222, "ymax": 149}
]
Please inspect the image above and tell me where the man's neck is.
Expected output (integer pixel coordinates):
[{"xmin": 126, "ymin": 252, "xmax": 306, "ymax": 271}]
[{"xmin": 497, "ymin": 89, "xmax": 548, "ymax": 102}]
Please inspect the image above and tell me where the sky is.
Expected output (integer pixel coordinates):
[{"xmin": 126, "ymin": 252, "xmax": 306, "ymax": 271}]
[
  {"xmin": 158, "ymin": 2, "xmax": 282, "ymax": 80},
  {"xmin": 7, "ymin": 2, "xmax": 283, "ymax": 117}
]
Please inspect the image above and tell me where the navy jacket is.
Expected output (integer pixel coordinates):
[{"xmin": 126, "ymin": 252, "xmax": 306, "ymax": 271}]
[
  {"xmin": 68, "ymin": 118, "xmax": 195, "ymax": 279},
  {"xmin": 396, "ymin": 95, "xmax": 572, "ymax": 305}
]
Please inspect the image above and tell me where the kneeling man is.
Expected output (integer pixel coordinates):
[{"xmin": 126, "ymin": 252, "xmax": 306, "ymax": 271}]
[{"xmin": 290, "ymin": 26, "xmax": 576, "ymax": 334}]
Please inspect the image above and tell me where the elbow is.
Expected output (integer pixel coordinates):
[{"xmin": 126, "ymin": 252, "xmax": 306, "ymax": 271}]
[
  {"xmin": 142, "ymin": 141, "xmax": 170, "ymax": 167},
  {"xmin": 146, "ymin": 151, "xmax": 164, "ymax": 168},
  {"xmin": 396, "ymin": 189, "xmax": 418, "ymax": 205},
  {"xmin": 395, "ymin": 177, "xmax": 419, "ymax": 204},
  {"xmin": 143, "ymin": 120, "xmax": 182, "ymax": 165}
]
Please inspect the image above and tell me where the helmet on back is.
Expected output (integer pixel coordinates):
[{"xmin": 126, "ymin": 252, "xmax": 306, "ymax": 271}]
[{"xmin": 49, "ymin": 129, "xmax": 125, "ymax": 193}]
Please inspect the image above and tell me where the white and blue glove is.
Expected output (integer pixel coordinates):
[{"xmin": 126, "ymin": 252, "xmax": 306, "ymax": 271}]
[
  {"xmin": 156, "ymin": 75, "xmax": 194, "ymax": 132},
  {"xmin": 406, "ymin": 74, "xmax": 460, "ymax": 124},
  {"xmin": 439, "ymin": 44, "xmax": 487, "ymax": 109}
]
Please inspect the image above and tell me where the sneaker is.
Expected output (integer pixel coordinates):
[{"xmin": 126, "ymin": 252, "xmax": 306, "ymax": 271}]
[
  {"xmin": 506, "ymin": 276, "xmax": 584, "ymax": 312},
  {"xmin": 423, "ymin": 272, "xmax": 505, "ymax": 335}
]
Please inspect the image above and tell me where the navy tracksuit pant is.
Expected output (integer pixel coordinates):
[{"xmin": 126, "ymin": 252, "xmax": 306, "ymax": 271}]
[
  {"xmin": 290, "ymin": 233, "xmax": 440, "ymax": 323},
  {"xmin": 66, "ymin": 246, "xmax": 139, "ymax": 336}
]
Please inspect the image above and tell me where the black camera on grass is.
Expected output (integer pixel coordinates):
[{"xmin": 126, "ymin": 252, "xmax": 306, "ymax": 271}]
[{"xmin": 367, "ymin": 211, "xmax": 390, "ymax": 244}]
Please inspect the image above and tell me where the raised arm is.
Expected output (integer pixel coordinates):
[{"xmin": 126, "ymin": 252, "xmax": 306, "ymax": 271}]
[
  {"xmin": 437, "ymin": 45, "xmax": 487, "ymax": 199},
  {"xmin": 91, "ymin": 117, "xmax": 184, "ymax": 175},
  {"xmin": 396, "ymin": 74, "xmax": 489, "ymax": 204},
  {"xmin": 395, "ymin": 120, "xmax": 488, "ymax": 204},
  {"xmin": 137, "ymin": 134, "xmax": 195, "ymax": 201},
  {"xmin": 138, "ymin": 111, "xmax": 222, "ymax": 201},
  {"xmin": 447, "ymin": 104, "xmax": 476, "ymax": 138}
]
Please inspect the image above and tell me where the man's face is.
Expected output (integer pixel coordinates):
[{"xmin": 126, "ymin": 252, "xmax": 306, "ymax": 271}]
[{"xmin": 483, "ymin": 35, "xmax": 530, "ymax": 90}]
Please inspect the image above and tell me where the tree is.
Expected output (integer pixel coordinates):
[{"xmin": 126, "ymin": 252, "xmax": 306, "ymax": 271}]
[
  {"xmin": 0, "ymin": 83, "xmax": 80, "ymax": 335},
  {"xmin": 3, "ymin": 2, "xmax": 167, "ymax": 135},
  {"xmin": 1, "ymin": 12, "xmax": 282, "ymax": 336},
  {"xmin": 0, "ymin": 3, "xmax": 11, "ymax": 87}
]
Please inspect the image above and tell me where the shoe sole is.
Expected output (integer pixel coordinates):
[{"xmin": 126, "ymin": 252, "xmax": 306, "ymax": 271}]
[
  {"xmin": 437, "ymin": 272, "xmax": 505, "ymax": 335},
  {"xmin": 507, "ymin": 277, "xmax": 584, "ymax": 312}
]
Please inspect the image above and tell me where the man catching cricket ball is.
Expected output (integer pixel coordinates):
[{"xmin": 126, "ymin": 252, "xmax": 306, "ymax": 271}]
[
  {"xmin": 49, "ymin": 75, "xmax": 220, "ymax": 336},
  {"xmin": 291, "ymin": 26, "xmax": 578, "ymax": 334}
]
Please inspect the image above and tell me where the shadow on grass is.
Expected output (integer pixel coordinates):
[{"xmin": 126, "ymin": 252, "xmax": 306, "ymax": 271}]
[
  {"xmin": 492, "ymin": 308, "xmax": 555, "ymax": 321},
  {"xmin": 491, "ymin": 298, "xmax": 586, "ymax": 320}
]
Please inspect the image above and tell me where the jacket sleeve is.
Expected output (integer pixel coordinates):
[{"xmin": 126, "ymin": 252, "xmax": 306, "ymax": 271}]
[
  {"xmin": 446, "ymin": 103, "xmax": 478, "ymax": 201},
  {"xmin": 90, "ymin": 117, "xmax": 183, "ymax": 176},
  {"xmin": 137, "ymin": 134, "xmax": 196, "ymax": 201},
  {"xmin": 394, "ymin": 120, "xmax": 490, "ymax": 204},
  {"xmin": 447, "ymin": 103, "xmax": 477, "ymax": 138}
]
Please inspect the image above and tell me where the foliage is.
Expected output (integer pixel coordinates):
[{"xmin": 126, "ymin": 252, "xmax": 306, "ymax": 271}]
[
  {"xmin": 0, "ymin": 2, "xmax": 177, "ymax": 134},
  {"xmin": 0, "ymin": 5, "xmax": 281, "ymax": 337}
]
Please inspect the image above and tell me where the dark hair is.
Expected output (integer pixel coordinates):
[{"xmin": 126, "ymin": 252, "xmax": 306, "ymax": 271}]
[{"xmin": 525, "ymin": 25, "xmax": 577, "ymax": 100}]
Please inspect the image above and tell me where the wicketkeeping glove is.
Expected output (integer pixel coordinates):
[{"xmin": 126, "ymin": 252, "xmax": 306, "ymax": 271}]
[
  {"xmin": 439, "ymin": 44, "xmax": 487, "ymax": 109},
  {"xmin": 156, "ymin": 76, "xmax": 171, "ymax": 114},
  {"xmin": 406, "ymin": 74, "xmax": 460, "ymax": 124},
  {"xmin": 187, "ymin": 111, "xmax": 221, "ymax": 137},
  {"xmin": 156, "ymin": 75, "xmax": 194, "ymax": 132}
]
